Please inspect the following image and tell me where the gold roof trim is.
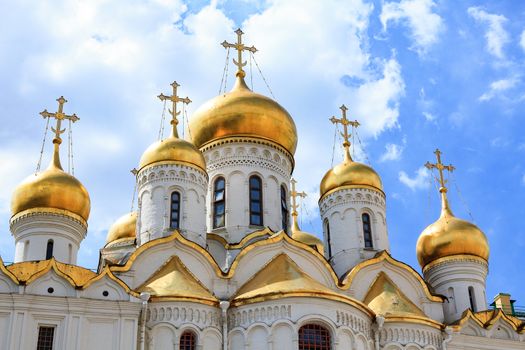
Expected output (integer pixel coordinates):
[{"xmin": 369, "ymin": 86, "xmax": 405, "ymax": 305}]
[
  {"xmin": 231, "ymin": 254, "xmax": 374, "ymax": 316},
  {"xmin": 319, "ymin": 184, "xmax": 385, "ymax": 203},
  {"xmin": 207, "ymin": 228, "xmax": 274, "ymax": 249},
  {"xmin": 10, "ymin": 207, "xmax": 87, "ymax": 228},
  {"xmin": 0, "ymin": 257, "xmax": 19, "ymax": 284},
  {"xmin": 383, "ymin": 315, "xmax": 443, "ymax": 330},
  {"xmin": 341, "ymin": 251, "xmax": 443, "ymax": 302},
  {"xmin": 452, "ymin": 309, "xmax": 525, "ymax": 333},
  {"xmin": 81, "ymin": 266, "xmax": 137, "ymax": 296},
  {"xmin": 7, "ymin": 258, "xmax": 96, "ymax": 287},
  {"xmin": 137, "ymin": 255, "xmax": 218, "ymax": 306},
  {"xmin": 364, "ymin": 272, "xmax": 425, "ymax": 317},
  {"xmin": 109, "ymin": 230, "xmax": 224, "ymax": 277}
]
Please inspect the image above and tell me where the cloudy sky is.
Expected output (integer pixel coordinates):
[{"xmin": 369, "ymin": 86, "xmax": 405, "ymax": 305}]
[{"xmin": 1, "ymin": 0, "xmax": 524, "ymax": 305}]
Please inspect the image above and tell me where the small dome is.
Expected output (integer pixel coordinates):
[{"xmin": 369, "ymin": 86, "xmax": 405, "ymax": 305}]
[
  {"xmin": 320, "ymin": 156, "xmax": 383, "ymax": 199},
  {"xmin": 106, "ymin": 212, "xmax": 137, "ymax": 243},
  {"xmin": 416, "ymin": 198, "xmax": 489, "ymax": 269},
  {"xmin": 139, "ymin": 136, "xmax": 206, "ymax": 172},
  {"xmin": 291, "ymin": 221, "xmax": 324, "ymax": 255},
  {"xmin": 11, "ymin": 155, "xmax": 90, "ymax": 222},
  {"xmin": 189, "ymin": 77, "xmax": 297, "ymax": 155}
]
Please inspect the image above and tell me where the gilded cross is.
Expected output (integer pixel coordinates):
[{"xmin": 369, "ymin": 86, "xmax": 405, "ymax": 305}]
[
  {"xmin": 158, "ymin": 81, "xmax": 191, "ymax": 138},
  {"xmin": 221, "ymin": 28, "xmax": 257, "ymax": 78},
  {"xmin": 329, "ymin": 105, "xmax": 360, "ymax": 160},
  {"xmin": 40, "ymin": 96, "xmax": 79, "ymax": 144},
  {"xmin": 290, "ymin": 178, "xmax": 307, "ymax": 217},
  {"xmin": 425, "ymin": 149, "xmax": 455, "ymax": 192}
]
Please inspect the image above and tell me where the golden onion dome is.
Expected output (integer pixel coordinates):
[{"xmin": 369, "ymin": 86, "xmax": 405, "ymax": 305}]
[
  {"xmin": 320, "ymin": 151, "xmax": 383, "ymax": 199},
  {"xmin": 139, "ymin": 136, "xmax": 206, "ymax": 172},
  {"xmin": 416, "ymin": 193, "xmax": 489, "ymax": 269},
  {"xmin": 11, "ymin": 145, "xmax": 91, "ymax": 222},
  {"xmin": 189, "ymin": 77, "xmax": 298, "ymax": 155},
  {"xmin": 106, "ymin": 212, "xmax": 137, "ymax": 243},
  {"xmin": 291, "ymin": 220, "xmax": 324, "ymax": 255}
]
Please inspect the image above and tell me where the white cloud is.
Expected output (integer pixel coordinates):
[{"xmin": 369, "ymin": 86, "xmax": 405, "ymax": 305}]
[
  {"xmin": 422, "ymin": 111, "xmax": 436, "ymax": 121},
  {"xmin": 380, "ymin": 0, "xmax": 444, "ymax": 55},
  {"xmin": 479, "ymin": 77, "xmax": 519, "ymax": 101},
  {"xmin": 468, "ymin": 7, "xmax": 509, "ymax": 59},
  {"xmin": 419, "ymin": 87, "xmax": 437, "ymax": 121},
  {"xmin": 520, "ymin": 30, "xmax": 525, "ymax": 52},
  {"xmin": 399, "ymin": 166, "xmax": 430, "ymax": 190},
  {"xmin": 380, "ymin": 143, "xmax": 404, "ymax": 162}
]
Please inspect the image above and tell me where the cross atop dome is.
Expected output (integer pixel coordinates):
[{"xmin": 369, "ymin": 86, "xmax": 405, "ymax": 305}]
[
  {"xmin": 39, "ymin": 96, "xmax": 79, "ymax": 170},
  {"xmin": 290, "ymin": 178, "xmax": 307, "ymax": 231},
  {"xmin": 158, "ymin": 81, "xmax": 191, "ymax": 138},
  {"xmin": 329, "ymin": 105, "xmax": 360, "ymax": 162},
  {"xmin": 425, "ymin": 149, "xmax": 455, "ymax": 194},
  {"xmin": 221, "ymin": 28, "xmax": 257, "ymax": 78}
]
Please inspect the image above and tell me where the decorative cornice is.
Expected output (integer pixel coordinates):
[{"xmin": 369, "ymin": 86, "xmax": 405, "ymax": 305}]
[
  {"xmin": 422, "ymin": 254, "xmax": 488, "ymax": 274},
  {"xmin": 10, "ymin": 207, "xmax": 87, "ymax": 229}
]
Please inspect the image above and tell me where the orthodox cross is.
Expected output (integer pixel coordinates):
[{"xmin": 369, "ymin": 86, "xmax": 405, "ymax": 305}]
[
  {"xmin": 290, "ymin": 178, "xmax": 307, "ymax": 218},
  {"xmin": 221, "ymin": 28, "xmax": 257, "ymax": 78},
  {"xmin": 40, "ymin": 96, "xmax": 79, "ymax": 144},
  {"xmin": 158, "ymin": 81, "xmax": 191, "ymax": 138},
  {"xmin": 425, "ymin": 149, "xmax": 455, "ymax": 193},
  {"xmin": 329, "ymin": 105, "xmax": 360, "ymax": 160}
]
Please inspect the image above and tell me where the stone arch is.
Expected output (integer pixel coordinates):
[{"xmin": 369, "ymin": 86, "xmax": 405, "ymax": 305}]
[
  {"xmin": 246, "ymin": 323, "xmax": 269, "ymax": 350},
  {"xmin": 150, "ymin": 323, "xmax": 177, "ymax": 350},
  {"xmin": 271, "ymin": 321, "xmax": 295, "ymax": 350},
  {"xmin": 229, "ymin": 328, "xmax": 246, "ymax": 350}
]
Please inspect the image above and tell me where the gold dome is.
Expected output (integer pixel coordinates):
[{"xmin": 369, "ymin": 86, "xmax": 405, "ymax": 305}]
[
  {"xmin": 291, "ymin": 220, "xmax": 324, "ymax": 255},
  {"xmin": 106, "ymin": 212, "xmax": 137, "ymax": 243},
  {"xmin": 189, "ymin": 77, "xmax": 297, "ymax": 155},
  {"xmin": 139, "ymin": 136, "xmax": 206, "ymax": 172},
  {"xmin": 416, "ymin": 194, "xmax": 489, "ymax": 269},
  {"xmin": 320, "ymin": 152, "xmax": 383, "ymax": 199},
  {"xmin": 11, "ymin": 146, "xmax": 91, "ymax": 222}
]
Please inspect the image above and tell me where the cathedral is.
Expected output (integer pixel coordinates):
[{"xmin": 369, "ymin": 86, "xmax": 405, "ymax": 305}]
[{"xmin": 1, "ymin": 29, "xmax": 524, "ymax": 350}]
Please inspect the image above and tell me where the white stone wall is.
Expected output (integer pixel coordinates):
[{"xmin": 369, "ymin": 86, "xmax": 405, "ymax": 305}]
[
  {"xmin": 0, "ymin": 294, "xmax": 141, "ymax": 350},
  {"xmin": 319, "ymin": 187, "xmax": 388, "ymax": 277},
  {"xmin": 423, "ymin": 257, "xmax": 488, "ymax": 324},
  {"xmin": 137, "ymin": 163, "xmax": 208, "ymax": 247},
  {"xmin": 10, "ymin": 211, "xmax": 86, "ymax": 264},
  {"xmin": 202, "ymin": 140, "xmax": 293, "ymax": 243}
]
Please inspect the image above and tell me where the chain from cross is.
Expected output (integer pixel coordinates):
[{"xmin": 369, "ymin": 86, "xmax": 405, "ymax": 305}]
[
  {"xmin": 329, "ymin": 105, "xmax": 360, "ymax": 157},
  {"xmin": 290, "ymin": 178, "xmax": 307, "ymax": 217},
  {"xmin": 39, "ymin": 96, "xmax": 79, "ymax": 144},
  {"xmin": 158, "ymin": 81, "xmax": 191, "ymax": 138},
  {"xmin": 424, "ymin": 149, "xmax": 455, "ymax": 192},
  {"xmin": 221, "ymin": 28, "xmax": 257, "ymax": 78}
]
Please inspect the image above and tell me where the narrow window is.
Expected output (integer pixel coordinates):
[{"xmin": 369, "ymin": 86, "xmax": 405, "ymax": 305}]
[
  {"xmin": 298, "ymin": 324, "xmax": 331, "ymax": 350},
  {"xmin": 448, "ymin": 287, "xmax": 457, "ymax": 314},
  {"xmin": 37, "ymin": 326, "xmax": 55, "ymax": 350},
  {"xmin": 324, "ymin": 219, "xmax": 332, "ymax": 259},
  {"xmin": 170, "ymin": 191, "xmax": 181, "ymax": 229},
  {"xmin": 23, "ymin": 240, "xmax": 29, "ymax": 261},
  {"xmin": 362, "ymin": 213, "xmax": 373, "ymax": 248},
  {"xmin": 249, "ymin": 176, "xmax": 263, "ymax": 226},
  {"xmin": 179, "ymin": 330, "xmax": 196, "ymax": 350},
  {"xmin": 68, "ymin": 244, "xmax": 72, "ymax": 264},
  {"xmin": 213, "ymin": 177, "xmax": 226, "ymax": 229},
  {"xmin": 45, "ymin": 240, "xmax": 54, "ymax": 260},
  {"xmin": 281, "ymin": 185, "xmax": 289, "ymax": 233},
  {"xmin": 468, "ymin": 286, "xmax": 477, "ymax": 312}
]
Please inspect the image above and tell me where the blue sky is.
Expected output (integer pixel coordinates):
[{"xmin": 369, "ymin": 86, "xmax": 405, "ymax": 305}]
[{"xmin": 1, "ymin": 0, "xmax": 524, "ymax": 306}]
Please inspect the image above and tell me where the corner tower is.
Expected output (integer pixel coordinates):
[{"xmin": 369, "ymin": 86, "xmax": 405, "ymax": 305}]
[
  {"xmin": 10, "ymin": 97, "xmax": 90, "ymax": 264},
  {"xmin": 417, "ymin": 149, "xmax": 489, "ymax": 323},
  {"xmin": 137, "ymin": 82, "xmax": 208, "ymax": 247},
  {"xmin": 189, "ymin": 29, "xmax": 297, "ymax": 243},
  {"xmin": 318, "ymin": 106, "xmax": 388, "ymax": 277}
]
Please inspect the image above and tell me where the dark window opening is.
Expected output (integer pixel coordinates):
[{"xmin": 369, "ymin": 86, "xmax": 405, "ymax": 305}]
[
  {"xmin": 468, "ymin": 286, "xmax": 477, "ymax": 312},
  {"xmin": 45, "ymin": 240, "xmax": 54, "ymax": 260},
  {"xmin": 249, "ymin": 176, "xmax": 263, "ymax": 226},
  {"xmin": 213, "ymin": 177, "xmax": 226, "ymax": 228},
  {"xmin": 37, "ymin": 326, "xmax": 55, "ymax": 350},
  {"xmin": 298, "ymin": 324, "xmax": 331, "ymax": 350},
  {"xmin": 324, "ymin": 219, "xmax": 332, "ymax": 259},
  {"xmin": 179, "ymin": 330, "xmax": 196, "ymax": 350},
  {"xmin": 281, "ymin": 185, "xmax": 289, "ymax": 233},
  {"xmin": 362, "ymin": 213, "xmax": 373, "ymax": 249},
  {"xmin": 170, "ymin": 191, "xmax": 181, "ymax": 229}
]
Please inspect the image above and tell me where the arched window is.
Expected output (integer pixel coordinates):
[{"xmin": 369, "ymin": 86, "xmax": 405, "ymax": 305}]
[
  {"xmin": 362, "ymin": 213, "xmax": 373, "ymax": 248},
  {"xmin": 213, "ymin": 177, "xmax": 226, "ymax": 228},
  {"xmin": 281, "ymin": 185, "xmax": 289, "ymax": 233},
  {"xmin": 298, "ymin": 324, "xmax": 331, "ymax": 350},
  {"xmin": 468, "ymin": 286, "xmax": 477, "ymax": 312},
  {"xmin": 324, "ymin": 218, "xmax": 332, "ymax": 259},
  {"xmin": 45, "ymin": 240, "xmax": 54, "ymax": 260},
  {"xmin": 249, "ymin": 176, "xmax": 263, "ymax": 226},
  {"xmin": 170, "ymin": 191, "xmax": 181, "ymax": 229},
  {"xmin": 179, "ymin": 330, "xmax": 196, "ymax": 350}
]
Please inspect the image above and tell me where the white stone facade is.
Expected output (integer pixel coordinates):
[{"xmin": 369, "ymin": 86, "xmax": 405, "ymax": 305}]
[{"xmin": 319, "ymin": 187, "xmax": 389, "ymax": 277}]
